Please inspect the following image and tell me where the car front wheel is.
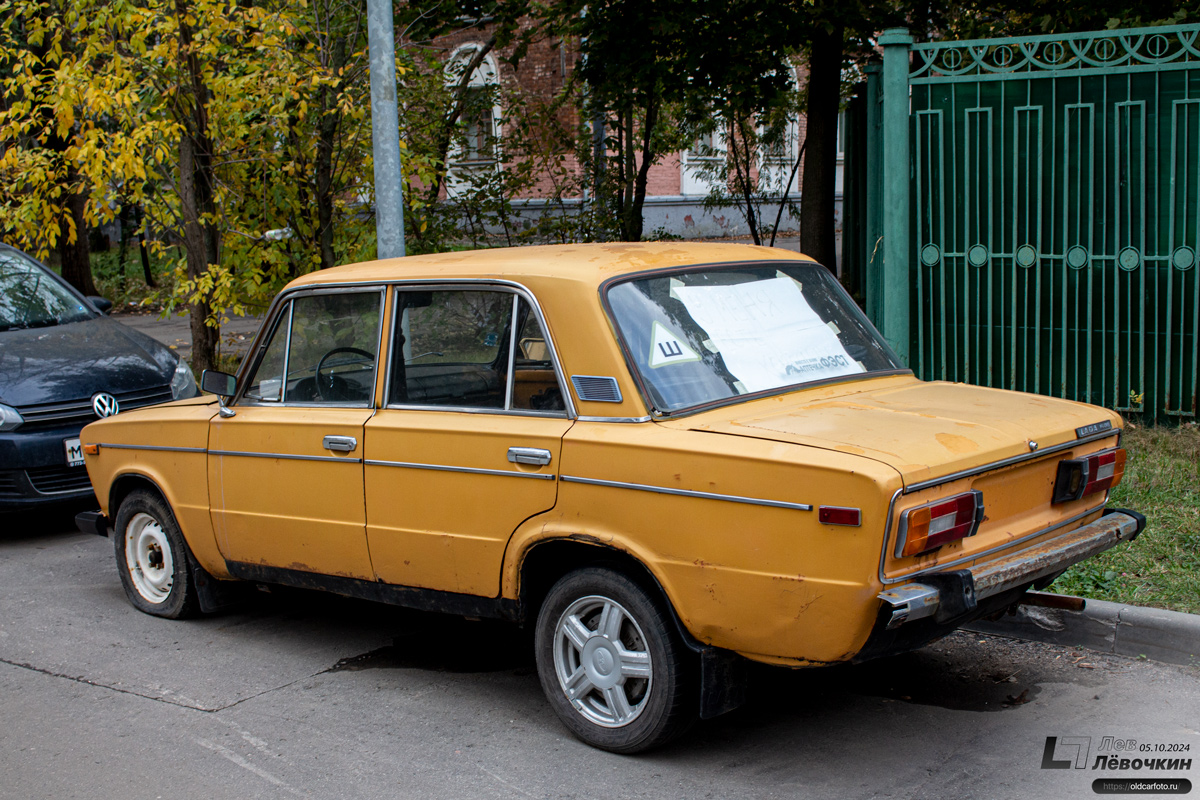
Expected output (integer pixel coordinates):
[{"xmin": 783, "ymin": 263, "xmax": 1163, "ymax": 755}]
[
  {"xmin": 113, "ymin": 489, "xmax": 200, "ymax": 619},
  {"xmin": 534, "ymin": 567, "xmax": 695, "ymax": 753}
]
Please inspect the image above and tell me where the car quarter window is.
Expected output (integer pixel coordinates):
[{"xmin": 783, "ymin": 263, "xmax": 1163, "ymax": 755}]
[
  {"xmin": 244, "ymin": 307, "xmax": 289, "ymax": 401},
  {"xmin": 512, "ymin": 297, "xmax": 564, "ymax": 412},
  {"xmin": 243, "ymin": 290, "xmax": 382, "ymax": 406},
  {"xmin": 387, "ymin": 288, "xmax": 566, "ymax": 414}
]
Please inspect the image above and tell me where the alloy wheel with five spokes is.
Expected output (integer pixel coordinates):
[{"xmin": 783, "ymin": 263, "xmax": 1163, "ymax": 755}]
[
  {"xmin": 535, "ymin": 567, "xmax": 695, "ymax": 753},
  {"xmin": 553, "ymin": 594, "xmax": 653, "ymax": 727}
]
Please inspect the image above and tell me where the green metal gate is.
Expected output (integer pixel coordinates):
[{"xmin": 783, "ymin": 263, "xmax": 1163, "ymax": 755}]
[{"xmin": 853, "ymin": 24, "xmax": 1200, "ymax": 423}]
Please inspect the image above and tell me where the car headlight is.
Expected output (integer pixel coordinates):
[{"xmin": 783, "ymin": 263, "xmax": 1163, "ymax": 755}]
[
  {"xmin": 170, "ymin": 359, "xmax": 198, "ymax": 400},
  {"xmin": 0, "ymin": 403, "xmax": 24, "ymax": 432}
]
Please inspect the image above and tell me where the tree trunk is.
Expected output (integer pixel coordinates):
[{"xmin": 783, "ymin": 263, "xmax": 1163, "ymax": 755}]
[
  {"xmin": 176, "ymin": 0, "xmax": 220, "ymax": 373},
  {"xmin": 32, "ymin": 19, "xmax": 97, "ymax": 297},
  {"xmin": 133, "ymin": 204, "xmax": 157, "ymax": 288},
  {"xmin": 800, "ymin": 25, "xmax": 844, "ymax": 274},
  {"xmin": 623, "ymin": 98, "xmax": 659, "ymax": 242},
  {"xmin": 729, "ymin": 114, "xmax": 761, "ymax": 246},
  {"xmin": 58, "ymin": 184, "xmax": 98, "ymax": 297}
]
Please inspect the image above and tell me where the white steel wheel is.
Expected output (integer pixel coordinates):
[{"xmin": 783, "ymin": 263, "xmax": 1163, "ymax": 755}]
[
  {"xmin": 552, "ymin": 595, "xmax": 653, "ymax": 727},
  {"xmin": 124, "ymin": 512, "xmax": 174, "ymax": 604},
  {"xmin": 535, "ymin": 567, "xmax": 696, "ymax": 753},
  {"xmin": 112, "ymin": 489, "xmax": 199, "ymax": 619}
]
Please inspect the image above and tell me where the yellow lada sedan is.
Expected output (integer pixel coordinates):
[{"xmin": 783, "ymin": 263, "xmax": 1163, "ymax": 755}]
[{"xmin": 76, "ymin": 243, "xmax": 1144, "ymax": 752}]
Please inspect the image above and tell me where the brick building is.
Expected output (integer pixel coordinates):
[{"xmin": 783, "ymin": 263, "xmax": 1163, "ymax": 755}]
[{"xmin": 418, "ymin": 22, "xmax": 844, "ymax": 241}]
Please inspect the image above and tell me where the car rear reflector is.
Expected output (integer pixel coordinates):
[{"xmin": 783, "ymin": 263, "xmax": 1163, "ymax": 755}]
[
  {"xmin": 1052, "ymin": 448, "xmax": 1126, "ymax": 504},
  {"xmin": 818, "ymin": 506, "xmax": 861, "ymax": 526},
  {"xmin": 896, "ymin": 490, "xmax": 984, "ymax": 558}
]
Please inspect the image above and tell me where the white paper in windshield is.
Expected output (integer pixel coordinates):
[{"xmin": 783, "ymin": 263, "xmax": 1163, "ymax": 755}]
[{"xmin": 673, "ymin": 276, "xmax": 863, "ymax": 393}]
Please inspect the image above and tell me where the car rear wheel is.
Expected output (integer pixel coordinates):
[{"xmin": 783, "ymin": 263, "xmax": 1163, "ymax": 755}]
[
  {"xmin": 534, "ymin": 567, "xmax": 695, "ymax": 753},
  {"xmin": 113, "ymin": 489, "xmax": 200, "ymax": 619}
]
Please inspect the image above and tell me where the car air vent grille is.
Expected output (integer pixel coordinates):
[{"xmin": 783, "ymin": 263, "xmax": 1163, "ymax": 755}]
[
  {"xmin": 0, "ymin": 471, "xmax": 22, "ymax": 500},
  {"xmin": 26, "ymin": 465, "xmax": 93, "ymax": 495},
  {"xmin": 570, "ymin": 375, "xmax": 623, "ymax": 403},
  {"xmin": 16, "ymin": 384, "xmax": 174, "ymax": 430}
]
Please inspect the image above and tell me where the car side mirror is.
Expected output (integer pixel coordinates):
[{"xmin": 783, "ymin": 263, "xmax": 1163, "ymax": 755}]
[
  {"xmin": 201, "ymin": 370, "xmax": 238, "ymax": 418},
  {"xmin": 201, "ymin": 370, "xmax": 237, "ymax": 397},
  {"xmin": 88, "ymin": 296, "xmax": 113, "ymax": 314}
]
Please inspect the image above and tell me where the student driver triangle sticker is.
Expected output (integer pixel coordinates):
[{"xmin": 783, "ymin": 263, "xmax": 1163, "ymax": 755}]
[{"xmin": 648, "ymin": 321, "xmax": 701, "ymax": 368}]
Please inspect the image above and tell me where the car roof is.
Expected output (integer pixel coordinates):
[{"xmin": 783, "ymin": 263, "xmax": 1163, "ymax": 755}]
[{"xmin": 285, "ymin": 242, "xmax": 818, "ymax": 290}]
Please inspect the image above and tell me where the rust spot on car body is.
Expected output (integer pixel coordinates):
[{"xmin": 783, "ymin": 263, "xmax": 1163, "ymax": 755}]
[
  {"xmin": 935, "ymin": 432, "xmax": 980, "ymax": 454},
  {"xmin": 566, "ymin": 533, "xmax": 608, "ymax": 546}
]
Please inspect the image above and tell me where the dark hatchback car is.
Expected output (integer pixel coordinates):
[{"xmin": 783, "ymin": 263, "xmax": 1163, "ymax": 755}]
[{"xmin": 0, "ymin": 244, "xmax": 197, "ymax": 510}]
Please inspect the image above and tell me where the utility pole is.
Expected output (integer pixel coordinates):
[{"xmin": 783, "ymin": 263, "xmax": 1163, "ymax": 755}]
[{"xmin": 367, "ymin": 0, "xmax": 406, "ymax": 259}]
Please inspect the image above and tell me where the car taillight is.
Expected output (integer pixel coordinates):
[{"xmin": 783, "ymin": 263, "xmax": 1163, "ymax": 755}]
[
  {"xmin": 1052, "ymin": 448, "xmax": 1126, "ymax": 504},
  {"xmin": 895, "ymin": 490, "xmax": 984, "ymax": 558}
]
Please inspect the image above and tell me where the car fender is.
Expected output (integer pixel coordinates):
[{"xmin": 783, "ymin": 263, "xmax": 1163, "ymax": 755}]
[{"xmin": 105, "ymin": 466, "xmax": 232, "ymax": 580}]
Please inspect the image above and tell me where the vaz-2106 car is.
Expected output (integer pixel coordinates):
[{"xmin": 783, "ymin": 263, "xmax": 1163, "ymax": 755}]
[{"xmin": 76, "ymin": 243, "xmax": 1144, "ymax": 752}]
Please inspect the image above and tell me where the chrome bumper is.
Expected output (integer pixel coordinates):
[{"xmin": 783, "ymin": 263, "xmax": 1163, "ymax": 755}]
[{"xmin": 877, "ymin": 508, "xmax": 1145, "ymax": 630}]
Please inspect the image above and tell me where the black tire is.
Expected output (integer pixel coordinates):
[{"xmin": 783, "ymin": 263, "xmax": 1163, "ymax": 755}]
[
  {"xmin": 534, "ymin": 567, "xmax": 696, "ymax": 753},
  {"xmin": 112, "ymin": 489, "xmax": 200, "ymax": 619}
]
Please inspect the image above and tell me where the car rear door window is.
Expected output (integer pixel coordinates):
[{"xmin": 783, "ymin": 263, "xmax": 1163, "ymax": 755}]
[
  {"xmin": 387, "ymin": 288, "xmax": 566, "ymax": 414},
  {"xmin": 389, "ymin": 290, "xmax": 511, "ymax": 409}
]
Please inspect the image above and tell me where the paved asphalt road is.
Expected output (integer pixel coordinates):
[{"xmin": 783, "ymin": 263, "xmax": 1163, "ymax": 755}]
[{"xmin": 2, "ymin": 510, "xmax": 1198, "ymax": 800}]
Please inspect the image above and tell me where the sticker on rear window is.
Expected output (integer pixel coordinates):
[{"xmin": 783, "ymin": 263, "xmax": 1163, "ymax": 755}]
[{"xmin": 648, "ymin": 321, "xmax": 701, "ymax": 368}]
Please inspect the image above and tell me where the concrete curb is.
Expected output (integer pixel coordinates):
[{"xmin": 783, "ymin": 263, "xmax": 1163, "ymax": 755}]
[{"xmin": 964, "ymin": 594, "xmax": 1200, "ymax": 668}]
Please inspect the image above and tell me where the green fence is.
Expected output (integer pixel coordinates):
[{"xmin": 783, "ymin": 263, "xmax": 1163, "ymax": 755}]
[{"xmin": 852, "ymin": 24, "xmax": 1200, "ymax": 422}]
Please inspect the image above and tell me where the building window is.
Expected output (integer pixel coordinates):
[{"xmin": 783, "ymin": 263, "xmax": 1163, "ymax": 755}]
[
  {"xmin": 680, "ymin": 129, "xmax": 726, "ymax": 196},
  {"xmin": 460, "ymin": 86, "xmax": 496, "ymax": 163},
  {"xmin": 445, "ymin": 45, "xmax": 501, "ymax": 195}
]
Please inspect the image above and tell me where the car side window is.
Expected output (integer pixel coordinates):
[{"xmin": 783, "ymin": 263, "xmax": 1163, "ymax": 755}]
[
  {"xmin": 388, "ymin": 289, "xmax": 566, "ymax": 414},
  {"xmin": 244, "ymin": 306, "xmax": 290, "ymax": 401},
  {"xmin": 389, "ymin": 289, "xmax": 511, "ymax": 409},
  {"xmin": 512, "ymin": 297, "xmax": 564, "ymax": 412},
  {"xmin": 243, "ymin": 291, "xmax": 381, "ymax": 406}
]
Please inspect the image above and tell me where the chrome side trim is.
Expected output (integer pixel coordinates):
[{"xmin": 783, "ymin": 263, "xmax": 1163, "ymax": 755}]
[
  {"xmin": 879, "ymin": 505, "xmax": 1104, "ymax": 586},
  {"xmin": 96, "ymin": 443, "xmax": 208, "ymax": 454},
  {"xmin": 504, "ymin": 294, "xmax": 519, "ymax": 411},
  {"xmin": 560, "ymin": 475, "xmax": 812, "ymax": 511},
  {"xmin": 576, "ymin": 415, "xmax": 653, "ymax": 423},
  {"xmin": 876, "ymin": 487, "xmax": 905, "ymax": 586},
  {"xmin": 365, "ymin": 459, "xmax": 556, "ymax": 480},
  {"xmin": 208, "ymin": 449, "xmax": 362, "ymax": 464},
  {"xmin": 901, "ymin": 430, "xmax": 1119, "ymax": 494}
]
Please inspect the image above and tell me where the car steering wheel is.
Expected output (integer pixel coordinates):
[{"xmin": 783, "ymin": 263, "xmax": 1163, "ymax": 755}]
[{"xmin": 314, "ymin": 347, "xmax": 375, "ymax": 401}]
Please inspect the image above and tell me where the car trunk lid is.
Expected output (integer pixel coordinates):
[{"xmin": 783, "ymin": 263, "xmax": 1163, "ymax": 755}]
[{"xmin": 670, "ymin": 376, "xmax": 1118, "ymax": 488}]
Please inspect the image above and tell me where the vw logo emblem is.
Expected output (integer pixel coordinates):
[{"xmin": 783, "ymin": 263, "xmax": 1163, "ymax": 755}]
[{"xmin": 92, "ymin": 393, "xmax": 120, "ymax": 418}]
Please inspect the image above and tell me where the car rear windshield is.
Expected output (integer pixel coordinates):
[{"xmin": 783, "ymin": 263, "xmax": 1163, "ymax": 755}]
[
  {"xmin": 0, "ymin": 250, "xmax": 92, "ymax": 331},
  {"xmin": 605, "ymin": 263, "xmax": 905, "ymax": 413}
]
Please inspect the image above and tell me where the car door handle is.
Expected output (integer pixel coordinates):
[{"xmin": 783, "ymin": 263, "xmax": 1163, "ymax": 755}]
[
  {"xmin": 507, "ymin": 447, "xmax": 552, "ymax": 466},
  {"xmin": 323, "ymin": 435, "xmax": 358, "ymax": 452}
]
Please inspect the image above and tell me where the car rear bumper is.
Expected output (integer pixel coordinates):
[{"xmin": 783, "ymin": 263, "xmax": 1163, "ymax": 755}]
[
  {"xmin": 849, "ymin": 508, "xmax": 1144, "ymax": 663},
  {"xmin": 876, "ymin": 508, "xmax": 1145, "ymax": 630}
]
